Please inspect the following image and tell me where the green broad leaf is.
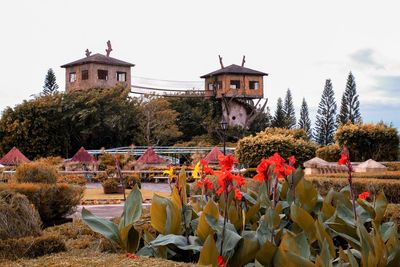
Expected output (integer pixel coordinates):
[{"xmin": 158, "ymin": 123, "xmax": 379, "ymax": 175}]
[
  {"xmin": 258, "ymin": 181, "xmax": 271, "ymax": 208},
  {"xmin": 216, "ymin": 227, "xmax": 242, "ymax": 259},
  {"xmin": 265, "ymin": 203, "xmax": 283, "ymax": 231},
  {"xmin": 347, "ymin": 248, "xmax": 360, "ymax": 267},
  {"xmin": 178, "ymin": 168, "xmax": 187, "ymax": 205},
  {"xmin": 356, "ymin": 198, "xmax": 375, "ymax": 219},
  {"xmin": 150, "ymin": 192, "xmax": 182, "ymax": 235},
  {"xmin": 256, "ymin": 239, "xmax": 277, "ymax": 266},
  {"xmin": 245, "ymin": 202, "xmax": 261, "ymax": 224},
  {"xmin": 315, "ymin": 240, "xmax": 333, "ymax": 267},
  {"xmin": 314, "ymin": 219, "xmax": 335, "ymax": 257},
  {"xmin": 273, "ymin": 246, "xmax": 314, "ymax": 267},
  {"xmin": 198, "ymin": 234, "xmax": 219, "ymax": 267},
  {"xmin": 374, "ymin": 192, "xmax": 388, "ymax": 224},
  {"xmin": 120, "ymin": 224, "xmax": 140, "ymax": 252},
  {"xmin": 149, "ymin": 234, "xmax": 202, "ymax": 252},
  {"xmin": 290, "ymin": 204, "xmax": 316, "ymax": 243},
  {"xmin": 256, "ymin": 216, "xmax": 272, "ymax": 245},
  {"xmin": 120, "ymin": 184, "xmax": 142, "ymax": 229},
  {"xmin": 228, "ymin": 204, "xmax": 241, "ymax": 231},
  {"xmin": 241, "ymin": 192, "xmax": 257, "ymax": 205},
  {"xmin": 321, "ymin": 201, "xmax": 335, "ymax": 221},
  {"xmin": 196, "ymin": 199, "xmax": 219, "ymax": 242},
  {"xmin": 228, "ymin": 231, "xmax": 260, "ymax": 267},
  {"xmin": 295, "ymin": 178, "xmax": 317, "ymax": 213},
  {"xmin": 380, "ymin": 222, "xmax": 396, "ymax": 243},
  {"xmin": 280, "ymin": 231, "xmax": 310, "ymax": 259},
  {"xmin": 81, "ymin": 207, "xmax": 121, "ymax": 245},
  {"xmin": 280, "ymin": 180, "xmax": 289, "ymax": 200},
  {"xmin": 336, "ymin": 203, "xmax": 356, "ymax": 227}
]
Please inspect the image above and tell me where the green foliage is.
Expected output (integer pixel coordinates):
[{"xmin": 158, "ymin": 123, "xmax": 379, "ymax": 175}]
[
  {"xmin": 316, "ymin": 144, "xmax": 341, "ymax": 162},
  {"xmin": 236, "ymin": 128, "xmax": 316, "ymax": 167},
  {"xmin": 335, "ymin": 122, "xmax": 399, "ymax": 161},
  {"xmin": 81, "ymin": 185, "xmax": 142, "ymax": 253},
  {"xmin": 271, "ymin": 98, "xmax": 286, "ymax": 128},
  {"xmin": 298, "ymin": 98, "xmax": 312, "ymax": 139},
  {"xmin": 101, "ymin": 179, "xmax": 121, "ymax": 194},
  {"xmin": 283, "ymin": 88, "xmax": 296, "ymax": 129},
  {"xmin": 42, "ymin": 68, "xmax": 59, "ymax": 96},
  {"xmin": 0, "ymin": 183, "xmax": 84, "ymax": 226},
  {"xmin": 337, "ymin": 72, "xmax": 361, "ymax": 125},
  {"xmin": 0, "ymin": 190, "xmax": 42, "ymax": 240},
  {"xmin": 0, "ymin": 86, "xmax": 141, "ymax": 159},
  {"xmin": 314, "ymin": 79, "xmax": 337, "ymax": 145},
  {"xmin": 15, "ymin": 162, "xmax": 57, "ymax": 184},
  {"xmin": 261, "ymin": 127, "xmax": 310, "ymax": 140},
  {"xmin": 0, "ymin": 233, "xmax": 66, "ymax": 260}
]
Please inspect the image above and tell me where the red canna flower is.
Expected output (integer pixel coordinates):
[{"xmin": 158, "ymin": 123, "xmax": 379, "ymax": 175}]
[
  {"xmin": 288, "ymin": 155, "xmax": 296, "ymax": 166},
  {"xmin": 269, "ymin": 153, "xmax": 295, "ymax": 179},
  {"xmin": 217, "ymin": 255, "xmax": 226, "ymax": 267},
  {"xmin": 218, "ymin": 154, "xmax": 238, "ymax": 172},
  {"xmin": 253, "ymin": 158, "xmax": 273, "ymax": 182},
  {"xmin": 233, "ymin": 187, "xmax": 243, "ymax": 200},
  {"xmin": 196, "ymin": 178, "xmax": 214, "ymax": 190},
  {"xmin": 358, "ymin": 191, "xmax": 370, "ymax": 200},
  {"xmin": 338, "ymin": 154, "xmax": 348, "ymax": 166},
  {"xmin": 126, "ymin": 252, "xmax": 137, "ymax": 260},
  {"xmin": 200, "ymin": 159, "xmax": 214, "ymax": 175}
]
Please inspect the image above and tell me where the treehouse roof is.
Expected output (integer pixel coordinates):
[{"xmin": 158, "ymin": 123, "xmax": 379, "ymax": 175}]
[
  {"xmin": 71, "ymin": 147, "xmax": 97, "ymax": 164},
  {"xmin": 0, "ymin": 147, "xmax": 30, "ymax": 166},
  {"xmin": 61, "ymin": 53, "xmax": 135, "ymax": 68},
  {"xmin": 203, "ymin": 146, "xmax": 224, "ymax": 164},
  {"xmin": 200, "ymin": 64, "xmax": 268, "ymax": 78},
  {"xmin": 137, "ymin": 147, "xmax": 165, "ymax": 164}
]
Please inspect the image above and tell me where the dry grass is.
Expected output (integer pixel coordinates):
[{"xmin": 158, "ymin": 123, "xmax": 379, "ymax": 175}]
[{"xmin": 83, "ymin": 188, "xmax": 168, "ymax": 201}]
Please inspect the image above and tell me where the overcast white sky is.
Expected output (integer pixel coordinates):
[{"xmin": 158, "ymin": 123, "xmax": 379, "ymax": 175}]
[{"xmin": 1, "ymin": 0, "xmax": 399, "ymax": 129}]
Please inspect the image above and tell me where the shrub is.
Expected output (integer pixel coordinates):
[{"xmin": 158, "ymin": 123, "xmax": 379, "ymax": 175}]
[
  {"xmin": 15, "ymin": 162, "xmax": 57, "ymax": 184},
  {"xmin": 335, "ymin": 123, "xmax": 399, "ymax": 161},
  {"xmin": 35, "ymin": 156, "xmax": 64, "ymax": 166},
  {"xmin": 307, "ymin": 171, "xmax": 400, "ymax": 180},
  {"xmin": 91, "ymin": 172, "xmax": 108, "ymax": 183},
  {"xmin": 0, "ymin": 183, "xmax": 84, "ymax": 226},
  {"xmin": 0, "ymin": 233, "xmax": 66, "ymax": 260},
  {"xmin": 260, "ymin": 127, "xmax": 310, "ymax": 140},
  {"xmin": 384, "ymin": 162, "xmax": 400, "ymax": 171},
  {"xmin": 305, "ymin": 176, "xmax": 400, "ymax": 203},
  {"xmin": 124, "ymin": 174, "xmax": 141, "ymax": 189},
  {"xmin": 102, "ymin": 179, "xmax": 122, "ymax": 194},
  {"xmin": 316, "ymin": 144, "xmax": 341, "ymax": 162},
  {"xmin": 236, "ymin": 131, "xmax": 317, "ymax": 167},
  {"xmin": 57, "ymin": 174, "xmax": 87, "ymax": 186},
  {"xmin": 0, "ymin": 190, "xmax": 42, "ymax": 239}
]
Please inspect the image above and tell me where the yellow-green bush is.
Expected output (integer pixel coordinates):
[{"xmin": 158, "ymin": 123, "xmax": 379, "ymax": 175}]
[
  {"xmin": 0, "ymin": 190, "xmax": 42, "ymax": 239},
  {"xmin": 0, "ymin": 183, "xmax": 84, "ymax": 226},
  {"xmin": 260, "ymin": 127, "xmax": 310, "ymax": 140},
  {"xmin": 236, "ymin": 129, "xmax": 317, "ymax": 167},
  {"xmin": 316, "ymin": 144, "xmax": 341, "ymax": 162},
  {"xmin": 15, "ymin": 162, "xmax": 58, "ymax": 184},
  {"xmin": 57, "ymin": 174, "xmax": 87, "ymax": 186},
  {"xmin": 0, "ymin": 233, "xmax": 66, "ymax": 260},
  {"xmin": 335, "ymin": 123, "xmax": 399, "ymax": 161}
]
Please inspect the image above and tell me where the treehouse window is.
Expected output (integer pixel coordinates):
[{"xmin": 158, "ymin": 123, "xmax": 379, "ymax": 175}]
[
  {"xmin": 81, "ymin": 70, "xmax": 89, "ymax": 80},
  {"xmin": 69, "ymin": 72, "xmax": 76, "ymax": 82},
  {"xmin": 230, "ymin": 80, "xmax": 240, "ymax": 89},
  {"xmin": 117, "ymin": 72, "xmax": 127, "ymax": 82},
  {"xmin": 249, "ymin": 81, "xmax": 259, "ymax": 90},
  {"xmin": 98, "ymin": 69, "xmax": 108, "ymax": 80}
]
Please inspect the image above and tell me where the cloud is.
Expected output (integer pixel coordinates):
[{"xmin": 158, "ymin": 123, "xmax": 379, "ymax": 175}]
[
  {"xmin": 350, "ymin": 49, "xmax": 384, "ymax": 69},
  {"xmin": 373, "ymin": 75, "xmax": 400, "ymax": 95}
]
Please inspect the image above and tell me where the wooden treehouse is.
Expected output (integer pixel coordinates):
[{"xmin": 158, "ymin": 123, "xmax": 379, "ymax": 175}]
[{"xmin": 200, "ymin": 56, "xmax": 268, "ymax": 128}]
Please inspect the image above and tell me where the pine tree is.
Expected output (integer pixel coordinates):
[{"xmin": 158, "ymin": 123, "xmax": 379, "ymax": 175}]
[
  {"xmin": 283, "ymin": 88, "xmax": 296, "ymax": 128},
  {"xmin": 42, "ymin": 68, "xmax": 59, "ymax": 95},
  {"xmin": 271, "ymin": 98, "xmax": 286, "ymax": 128},
  {"xmin": 337, "ymin": 72, "xmax": 361, "ymax": 124},
  {"xmin": 314, "ymin": 79, "xmax": 337, "ymax": 145},
  {"xmin": 298, "ymin": 97, "xmax": 312, "ymax": 138}
]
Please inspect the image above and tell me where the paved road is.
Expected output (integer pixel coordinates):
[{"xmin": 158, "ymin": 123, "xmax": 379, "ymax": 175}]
[{"xmin": 86, "ymin": 182, "xmax": 171, "ymax": 192}]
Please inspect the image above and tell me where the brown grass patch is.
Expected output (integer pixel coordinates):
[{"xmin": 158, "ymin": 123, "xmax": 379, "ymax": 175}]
[{"xmin": 306, "ymin": 171, "xmax": 400, "ymax": 180}]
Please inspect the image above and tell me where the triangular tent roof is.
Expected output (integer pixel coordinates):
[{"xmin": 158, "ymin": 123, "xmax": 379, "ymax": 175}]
[
  {"xmin": 203, "ymin": 146, "xmax": 224, "ymax": 164},
  {"xmin": 0, "ymin": 147, "xmax": 30, "ymax": 165},
  {"xmin": 357, "ymin": 159, "xmax": 387, "ymax": 169},
  {"xmin": 71, "ymin": 147, "xmax": 97, "ymax": 164},
  {"xmin": 137, "ymin": 147, "xmax": 165, "ymax": 164},
  {"xmin": 303, "ymin": 157, "xmax": 329, "ymax": 168}
]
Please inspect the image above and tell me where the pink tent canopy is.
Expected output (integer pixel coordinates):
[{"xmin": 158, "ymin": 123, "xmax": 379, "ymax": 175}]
[
  {"xmin": 137, "ymin": 147, "xmax": 165, "ymax": 164},
  {"xmin": 0, "ymin": 147, "xmax": 30, "ymax": 166}
]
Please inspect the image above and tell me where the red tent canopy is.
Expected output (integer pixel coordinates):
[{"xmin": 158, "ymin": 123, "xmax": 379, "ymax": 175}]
[
  {"xmin": 203, "ymin": 146, "xmax": 223, "ymax": 164},
  {"xmin": 71, "ymin": 147, "xmax": 97, "ymax": 164},
  {"xmin": 0, "ymin": 147, "xmax": 30, "ymax": 165},
  {"xmin": 137, "ymin": 147, "xmax": 164, "ymax": 164}
]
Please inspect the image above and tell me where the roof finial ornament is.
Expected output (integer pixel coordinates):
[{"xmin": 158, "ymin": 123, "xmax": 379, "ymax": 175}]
[
  {"xmin": 106, "ymin": 40, "xmax": 113, "ymax": 57},
  {"xmin": 241, "ymin": 55, "xmax": 246, "ymax": 67},
  {"xmin": 85, "ymin": 49, "xmax": 92, "ymax": 57},
  {"xmin": 218, "ymin": 55, "xmax": 224, "ymax": 69}
]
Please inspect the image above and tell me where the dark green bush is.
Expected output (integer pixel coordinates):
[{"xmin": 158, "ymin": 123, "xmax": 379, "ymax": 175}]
[
  {"xmin": 15, "ymin": 162, "xmax": 57, "ymax": 184},
  {"xmin": 335, "ymin": 123, "xmax": 399, "ymax": 161},
  {"xmin": 0, "ymin": 190, "xmax": 42, "ymax": 239},
  {"xmin": 236, "ymin": 130, "xmax": 317, "ymax": 167},
  {"xmin": 0, "ymin": 183, "xmax": 84, "ymax": 226},
  {"xmin": 316, "ymin": 144, "xmax": 341, "ymax": 162},
  {"xmin": 102, "ymin": 179, "xmax": 122, "ymax": 194},
  {"xmin": 0, "ymin": 234, "xmax": 66, "ymax": 260}
]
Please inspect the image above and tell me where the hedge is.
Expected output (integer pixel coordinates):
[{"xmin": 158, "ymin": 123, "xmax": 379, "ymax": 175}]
[
  {"xmin": 305, "ymin": 176, "xmax": 400, "ymax": 203},
  {"xmin": 307, "ymin": 171, "xmax": 400, "ymax": 180},
  {"xmin": 236, "ymin": 131, "xmax": 316, "ymax": 167},
  {"xmin": 316, "ymin": 144, "xmax": 341, "ymax": 162},
  {"xmin": 335, "ymin": 123, "xmax": 399, "ymax": 161},
  {"xmin": 0, "ymin": 183, "xmax": 84, "ymax": 226},
  {"xmin": 0, "ymin": 234, "xmax": 66, "ymax": 260},
  {"xmin": 15, "ymin": 162, "xmax": 58, "ymax": 184}
]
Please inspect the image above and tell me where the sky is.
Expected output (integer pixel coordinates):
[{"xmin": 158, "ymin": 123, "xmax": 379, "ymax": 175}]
[{"xmin": 0, "ymin": 0, "xmax": 399, "ymax": 129}]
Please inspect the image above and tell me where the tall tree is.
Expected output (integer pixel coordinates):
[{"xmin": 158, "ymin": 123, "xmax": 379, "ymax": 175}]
[
  {"xmin": 314, "ymin": 79, "xmax": 337, "ymax": 145},
  {"xmin": 298, "ymin": 98, "xmax": 312, "ymax": 138},
  {"xmin": 271, "ymin": 98, "xmax": 286, "ymax": 128},
  {"xmin": 337, "ymin": 72, "xmax": 361, "ymax": 124},
  {"xmin": 283, "ymin": 88, "xmax": 296, "ymax": 128},
  {"xmin": 42, "ymin": 68, "xmax": 59, "ymax": 95}
]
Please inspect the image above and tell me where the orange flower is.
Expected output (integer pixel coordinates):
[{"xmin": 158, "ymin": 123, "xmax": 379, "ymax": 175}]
[
  {"xmin": 217, "ymin": 255, "xmax": 226, "ymax": 267},
  {"xmin": 338, "ymin": 154, "xmax": 348, "ymax": 165},
  {"xmin": 253, "ymin": 158, "xmax": 273, "ymax": 182},
  {"xmin": 358, "ymin": 191, "xmax": 369, "ymax": 200},
  {"xmin": 200, "ymin": 159, "xmax": 214, "ymax": 175},
  {"xmin": 218, "ymin": 154, "xmax": 238, "ymax": 171},
  {"xmin": 196, "ymin": 178, "xmax": 214, "ymax": 190},
  {"xmin": 126, "ymin": 252, "xmax": 137, "ymax": 260}
]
